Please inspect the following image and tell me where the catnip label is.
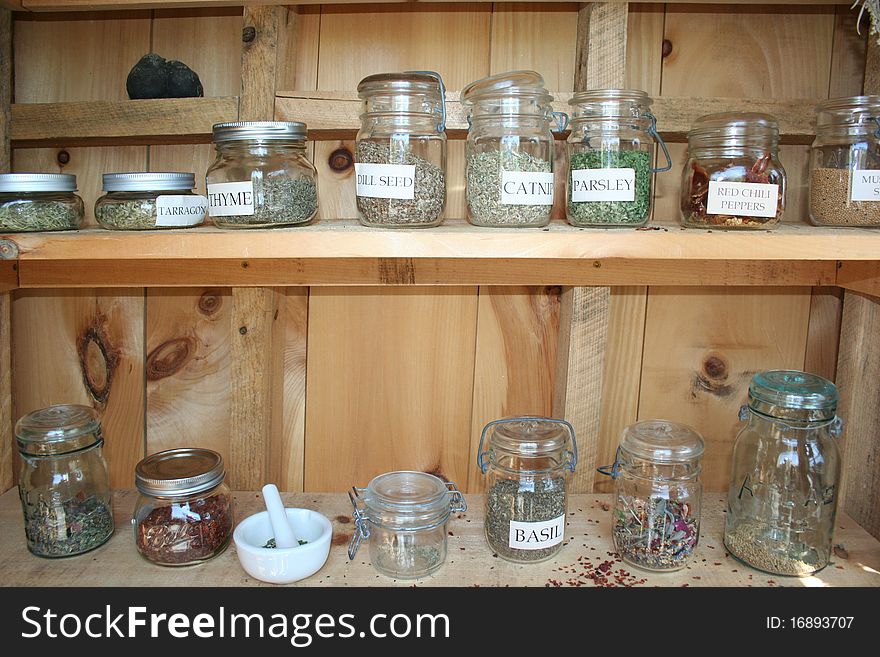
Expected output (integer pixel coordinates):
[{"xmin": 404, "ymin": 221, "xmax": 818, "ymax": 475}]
[
  {"xmin": 500, "ymin": 171, "xmax": 554, "ymax": 205},
  {"xmin": 707, "ymin": 181, "xmax": 779, "ymax": 218},
  {"xmin": 570, "ymin": 168, "xmax": 636, "ymax": 202},
  {"xmin": 508, "ymin": 515, "xmax": 565, "ymax": 550},
  {"xmin": 208, "ymin": 181, "xmax": 255, "ymax": 217},
  {"xmin": 355, "ymin": 163, "xmax": 416, "ymax": 200},
  {"xmin": 849, "ymin": 169, "xmax": 880, "ymax": 201},
  {"xmin": 155, "ymin": 195, "xmax": 207, "ymax": 227}
]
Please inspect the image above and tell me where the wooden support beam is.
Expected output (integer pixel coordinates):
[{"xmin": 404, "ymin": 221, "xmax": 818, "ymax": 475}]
[
  {"xmin": 240, "ymin": 5, "xmax": 284, "ymax": 122},
  {"xmin": 0, "ymin": 8, "xmax": 14, "ymax": 494}
]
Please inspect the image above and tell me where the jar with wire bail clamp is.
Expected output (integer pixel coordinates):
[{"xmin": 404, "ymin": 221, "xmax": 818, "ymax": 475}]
[
  {"xmin": 349, "ymin": 471, "xmax": 466, "ymax": 579},
  {"xmin": 95, "ymin": 172, "xmax": 206, "ymax": 230},
  {"xmin": 206, "ymin": 121, "xmax": 318, "ymax": 228},
  {"xmin": 462, "ymin": 70, "xmax": 567, "ymax": 227},
  {"xmin": 355, "ymin": 72, "xmax": 447, "ymax": 227},
  {"xmin": 0, "ymin": 173, "xmax": 84, "ymax": 232}
]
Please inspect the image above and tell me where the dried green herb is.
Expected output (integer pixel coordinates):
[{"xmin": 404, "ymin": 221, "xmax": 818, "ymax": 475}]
[
  {"xmin": 466, "ymin": 150, "xmax": 552, "ymax": 227},
  {"xmin": 96, "ymin": 199, "xmax": 163, "ymax": 230},
  {"xmin": 356, "ymin": 140, "xmax": 445, "ymax": 227},
  {"xmin": 486, "ymin": 476, "xmax": 566, "ymax": 562},
  {"xmin": 612, "ymin": 495, "xmax": 698, "ymax": 571},
  {"xmin": 21, "ymin": 493, "xmax": 114, "ymax": 557},
  {"xmin": 372, "ymin": 541, "xmax": 443, "ymax": 578},
  {"xmin": 0, "ymin": 198, "xmax": 82, "ymax": 232},
  {"xmin": 567, "ymin": 149, "xmax": 651, "ymax": 226},
  {"xmin": 215, "ymin": 177, "xmax": 317, "ymax": 228},
  {"xmin": 263, "ymin": 537, "xmax": 308, "ymax": 548}
]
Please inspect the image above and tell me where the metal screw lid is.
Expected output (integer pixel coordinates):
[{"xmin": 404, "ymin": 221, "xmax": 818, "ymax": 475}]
[
  {"xmin": 748, "ymin": 370, "xmax": 838, "ymax": 422},
  {"xmin": 102, "ymin": 172, "xmax": 195, "ymax": 192},
  {"xmin": 620, "ymin": 420, "xmax": 705, "ymax": 464},
  {"xmin": 212, "ymin": 121, "xmax": 308, "ymax": 143},
  {"xmin": 15, "ymin": 404, "xmax": 103, "ymax": 456},
  {"xmin": 0, "ymin": 173, "xmax": 77, "ymax": 193},
  {"xmin": 135, "ymin": 448, "xmax": 226, "ymax": 498}
]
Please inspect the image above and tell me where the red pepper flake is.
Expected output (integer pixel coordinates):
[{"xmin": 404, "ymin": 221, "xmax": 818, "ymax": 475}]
[{"xmin": 136, "ymin": 493, "xmax": 232, "ymax": 565}]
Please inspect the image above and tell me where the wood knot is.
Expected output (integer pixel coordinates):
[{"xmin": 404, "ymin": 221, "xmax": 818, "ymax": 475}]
[
  {"xmin": 56, "ymin": 150, "xmax": 70, "ymax": 166},
  {"xmin": 197, "ymin": 289, "xmax": 223, "ymax": 316},
  {"xmin": 424, "ymin": 465, "xmax": 448, "ymax": 482},
  {"xmin": 693, "ymin": 353, "xmax": 734, "ymax": 397},
  {"xmin": 328, "ymin": 147, "xmax": 353, "ymax": 173},
  {"xmin": 332, "ymin": 533, "xmax": 351, "ymax": 547},
  {"xmin": 77, "ymin": 319, "xmax": 120, "ymax": 405},
  {"xmin": 334, "ymin": 515, "xmax": 351, "ymax": 524},
  {"xmin": 662, "ymin": 39, "xmax": 673, "ymax": 59},
  {"xmin": 242, "ymin": 26, "xmax": 256, "ymax": 43},
  {"xmin": 702, "ymin": 354, "xmax": 728, "ymax": 381},
  {"xmin": 146, "ymin": 337, "xmax": 196, "ymax": 381}
]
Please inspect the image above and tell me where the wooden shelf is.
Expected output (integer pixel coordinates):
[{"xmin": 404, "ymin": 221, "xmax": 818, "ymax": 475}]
[
  {"xmin": 1, "ymin": 489, "xmax": 877, "ymax": 587},
  {"xmin": 2, "ymin": 220, "xmax": 878, "ymax": 289}
]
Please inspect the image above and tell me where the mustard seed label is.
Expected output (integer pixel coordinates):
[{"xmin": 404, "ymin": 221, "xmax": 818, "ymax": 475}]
[{"xmin": 849, "ymin": 168, "xmax": 880, "ymax": 201}]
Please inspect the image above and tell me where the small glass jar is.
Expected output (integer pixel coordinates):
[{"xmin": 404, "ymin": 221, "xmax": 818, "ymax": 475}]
[
  {"xmin": 0, "ymin": 173, "xmax": 84, "ymax": 232},
  {"xmin": 725, "ymin": 371, "xmax": 842, "ymax": 577},
  {"xmin": 809, "ymin": 96, "xmax": 880, "ymax": 226},
  {"xmin": 349, "ymin": 471, "xmax": 466, "ymax": 579},
  {"xmin": 566, "ymin": 89, "xmax": 670, "ymax": 227},
  {"xmin": 133, "ymin": 448, "xmax": 233, "ymax": 566},
  {"xmin": 16, "ymin": 404, "xmax": 114, "ymax": 558},
  {"xmin": 462, "ymin": 70, "xmax": 566, "ymax": 227},
  {"xmin": 601, "ymin": 420, "xmax": 704, "ymax": 572},
  {"xmin": 95, "ymin": 172, "xmax": 206, "ymax": 230},
  {"xmin": 206, "ymin": 121, "xmax": 318, "ymax": 228},
  {"xmin": 682, "ymin": 112, "xmax": 786, "ymax": 229},
  {"xmin": 355, "ymin": 72, "xmax": 447, "ymax": 228},
  {"xmin": 477, "ymin": 417, "xmax": 576, "ymax": 563}
]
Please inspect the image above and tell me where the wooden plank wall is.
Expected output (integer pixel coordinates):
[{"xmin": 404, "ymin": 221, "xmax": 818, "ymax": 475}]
[{"xmin": 6, "ymin": 4, "xmax": 868, "ymax": 497}]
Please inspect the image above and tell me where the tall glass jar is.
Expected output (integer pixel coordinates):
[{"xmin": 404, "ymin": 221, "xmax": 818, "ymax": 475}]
[
  {"xmin": 566, "ymin": 89, "xmax": 670, "ymax": 227},
  {"xmin": 16, "ymin": 404, "xmax": 114, "ymax": 557},
  {"xmin": 355, "ymin": 72, "xmax": 447, "ymax": 228},
  {"xmin": 462, "ymin": 70, "xmax": 566, "ymax": 227},
  {"xmin": 809, "ymin": 96, "xmax": 880, "ymax": 226},
  {"xmin": 725, "ymin": 371, "xmax": 842, "ymax": 577},
  {"xmin": 0, "ymin": 173, "xmax": 84, "ymax": 232},
  {"xmin": 477, "ymin": 417, "xmax": 576, "ymax": 563},
  {"xmin": 682, "ymin": 112, "xmax": 786, "ymax": 229},
  {"xmin": 348, "ymin": 471, "xmax": 466, "ymax": 579},
  {"xmin": 601, "ymin": 420, "xmax": 704, "ymax": 572},
  {"xmin": 206, "ymin": 121, "xmax": 318, "ymax": 228},
  {"xmin": 95, "ymin": 172, "xmax": 205, "ymax": 230},
  {"xmin": 133, "ymin": 448, "xmax": 233, "ymax": 566}
]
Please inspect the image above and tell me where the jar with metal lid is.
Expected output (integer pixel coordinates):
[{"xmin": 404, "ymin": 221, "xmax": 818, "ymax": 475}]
[
  {"xmin": 809, "ymin": 96, "xmax": 880, "ymax": 226},
  {"xmin": 206, "ymin": 121, "xmax": 318, "ymax": 228},
  {"xmin": 566, "ymin": 89, "xmax": 671, "ymax": 227},
  {"xmin": 461, "ymin": 70, "xmax": 567, "ymax": 227},
  {"xmin": 682, "ymin": 112, "xmax": 786, "ymax": 228},
  {"xmin": 133, "ymin": 448, "xmax": 233, "ymax": 566},
  {"xmin": 355, "ymin": 71, "xmax": 447, "ymax": 227},
  {"xmin": 725, "ymin": 371, "xmax": 842, "ymax": 577},
  {"xmin": 95, "ymin": 172, "xmax": 206, "ymax": 230},
  {"xmin": 349, "ymin": 471, "xmax": 466, "ymax": 578},
  {"xmin": 16, "ymin": 404, "xmax": 114, "ymax": 558},
  {"xmin": 0, "ymin": 173, "xmax": 84, "ymax": 232},
  {"xmin": 477, "ymin": 417, "xmax": 576, "ymax": 562},
  {"xmin": 600, "ymin": 420, "xmax": 704, "ymax": 572}
]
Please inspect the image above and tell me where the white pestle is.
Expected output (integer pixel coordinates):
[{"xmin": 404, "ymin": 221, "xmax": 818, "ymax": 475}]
[{"xmin": 261, "ymin": 483, "xmax": 301, "ymax": 548}]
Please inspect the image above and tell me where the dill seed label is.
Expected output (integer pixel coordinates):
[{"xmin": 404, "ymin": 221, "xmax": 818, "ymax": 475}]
[
  {"xmin": 155, "ymin": 195, "xmax": 208, "ymax": 227},
  {"xmin": 207, "ymin": 181, "xmax": 255, "ymax": 216},
  {"xmin": 355, "ymin": 163, "xmax": 416, "ymax": 200},
  {"xmin": 571, "ymin": 167, "xmax": 636, "ymax": 202}
]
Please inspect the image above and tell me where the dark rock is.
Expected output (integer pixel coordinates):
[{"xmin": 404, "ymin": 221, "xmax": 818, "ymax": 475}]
[
  {"xmin": 126, "ymin": 54, "xmax": 168, "ymax": 100},
  {"xmin": 165, "ymin": 60, "xmax": 204, "ymax": 98}
]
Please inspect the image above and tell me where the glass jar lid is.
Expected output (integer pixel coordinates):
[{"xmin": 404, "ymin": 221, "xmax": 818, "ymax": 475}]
[
  {"xmin": 357, "ymin": 72, "xmax": 442, "ymax": 97},
  {"xmin": 488, "ymin": 418, "xmax": 570, "ymax": 458},
  {"xmin": 619, "ymin": 420, "xmax": 704, "ymax": 464},
  {"xmin": 16, "ymin": 404, "xmax": 102, "ymax": 455},
  {"xmin": 816, "ymin": 95, "xmax": 880, "ymax": 126},
  {"xmin": 135, "ymin": 448, "xmax": 226, "ymax": 498},
  {"xmin": 363, "ymin": 471, "xmax": 450, "ymax": 516},
  {"xmin": 461, "ymin": 70, "xmax": 551, "ymax": 103},
  {"xmin": 688, "ymin": 112, "xmax": 779, "ymax": 150},
  {"xmin": 0, "ymin": 173, "xmax": 77, "ymax": 193},
  {"xmin": 212, "ymin": 121, "xmax": 307, "ymax": 143},
  {"xmin": 102, "ymin": 172, "xmax": 195, "ymax": 192},
  {"xmin": 568, "ymin": 89, "xmax": 652, "ymax": 118},
  {"xmin": 748, "ymin": 370, "xmax": 838, "ymax": 422}
]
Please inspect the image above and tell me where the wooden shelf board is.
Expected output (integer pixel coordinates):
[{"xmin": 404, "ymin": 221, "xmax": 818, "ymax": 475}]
[{"xmin": 0, "ymin": 489, "xmax": 877, "ymax": 587}]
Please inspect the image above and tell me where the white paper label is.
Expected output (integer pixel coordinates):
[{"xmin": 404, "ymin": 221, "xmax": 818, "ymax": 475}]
[
  {"xmin": 500, "ymin": 171, "xmax": 554, "ymax": 205},
  {"xmin": 570, "ymin": 168, "xmax": 636, "ymax": 203},
  {"xmin": 155, "ymin": 195, "xmax": 207, "ymax": 227},
  {"xmin": 207, "ymin": 181, "xmax": 254, "ymax": 217},
  {"xmin": 508, "ymin": 515, "xmax": 566, "ymax": 550},
  {"xmin": 355, "ymin": 163, "xmax": 416, "ymax": 200},
  {"xmin": 850, "ymin": 169, "xmax": 880, "ymax": 202},
  {"xmin": 706, "ymin": 181, "xmax": 779, "ymax": 218}
]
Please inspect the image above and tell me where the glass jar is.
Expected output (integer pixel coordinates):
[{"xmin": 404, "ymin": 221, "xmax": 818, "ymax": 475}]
[
  {"xmin": 0, "ymin": 173, "xmax": 84, "ymax": 232},
  {"xmin": 348, "ymin": 471, "xmax": 466, "ymax": 579},
  {"xmin": 566, "ymin": 89, "xmax": 670, "ymax": 227},
  {"xmin": 809, "ymin": 96, "xmax": 880, "ymax": 226},
  {"xmin": 206, "ymin": 121, "xmax": 318, "ymax": 228},
  {"xmin": 462, "ymin": 70, "xmax": 566, "ymax": 227},
  {"xmin": 600, "ymin": 420, "xmax": 704, "ymax": 572},
  {"xmin": 16, "ymin": 404, "xmax": 114, "ymax": 557},
  {"xmin": 355, "ymin": 71, "xmax": 447, "ymax": 228},
  {"xmin": 682, "ymin": 112, "xmax": 786, "ymax": 229},
  {"xmin": 95, "ymin": 172, "xmax": 206, "ymax": 230},
  {"xmin": 133, "ymin": 448, "xmax": 233, "ymax": 566},
  {"xmin": 725, "ymin": 370, "xmax": 842, "ymax": 577},
  {"xmin": 477, "ymin": 417, "xmax": 577, "ymax": 563}
]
